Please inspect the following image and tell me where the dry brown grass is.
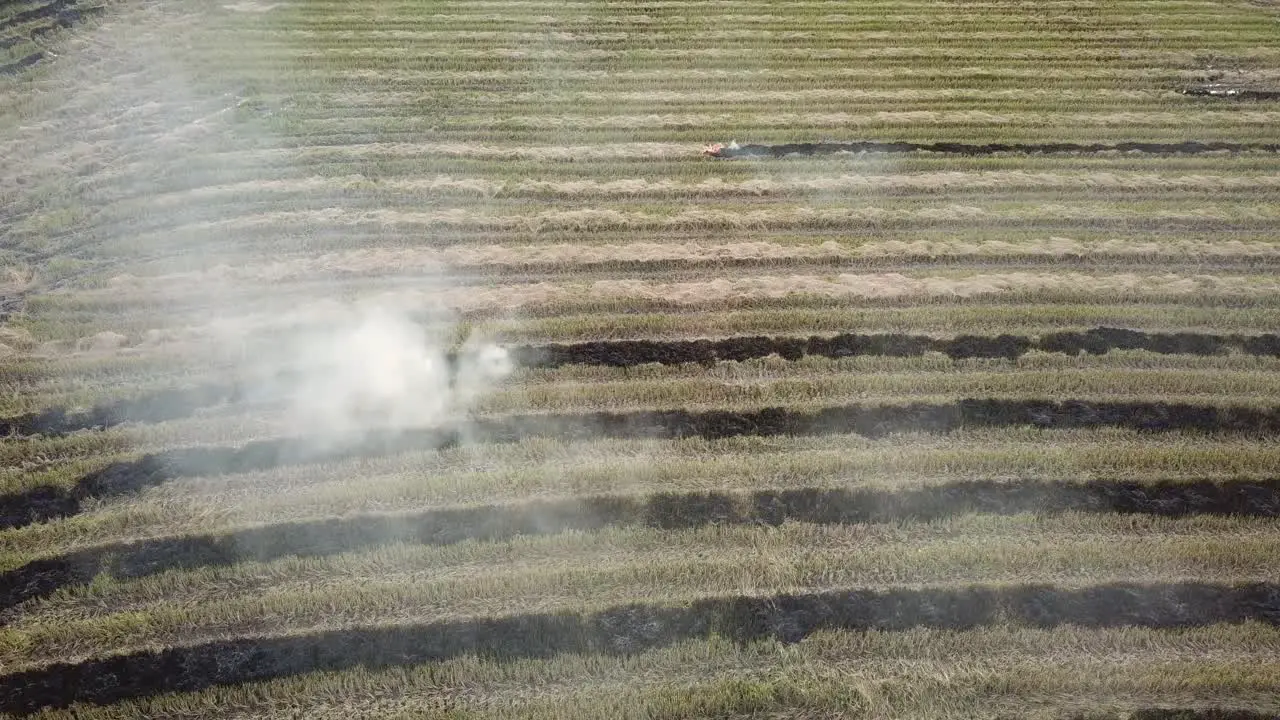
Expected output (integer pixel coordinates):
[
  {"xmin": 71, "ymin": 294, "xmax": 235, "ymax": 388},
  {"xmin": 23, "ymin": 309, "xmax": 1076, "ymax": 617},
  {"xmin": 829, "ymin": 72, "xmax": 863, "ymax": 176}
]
[
  {"xmin": 301, "ymin": 141, "xmax": 700, "ymax": 161},
  {"xmin": 5, "ymin": 522, "xmax": 1277, "ymax": 671},
  {"xmin": 142, "ymin": 203, "xmax": 1280, "ymax": 240},
  {"xmin": 82, "ymin": 272, "xmax": 1280, "ymax": 334},
  {"xmin": 94, "ymin": 236, "xmax": 1280, "ymax": 289},
  {"xmin": 333, "ymin": 64, "xmax": 1204, "ymax": 86},
  {"xmin": 421, "ymin": 110, "xmax": 1280, "ymax": 131},
  {"xmin": 138, "ymin": 172, "xmax": 1280, "ymax": 208},
  {"xmin": 29, "ymin": 267, "xmax": 1280, "ymax": 359},
  {"xmin": 581, "ymin": 272, "xmax": 1279, "ymax": 306},
  {"xmin": 325, "ymin": 87, "xmax": 1171, "ymax": 105},
  {"xmin": 5, "ymin": 0, "xmax": 1280, "ymax": 714},
  {"xmin": 20, "ymin": 625, "xmax": 1280, "ymax": 720},
  {"xmin": 6, "ymin": 429, "xmax": 1276, "ymax": 562}
]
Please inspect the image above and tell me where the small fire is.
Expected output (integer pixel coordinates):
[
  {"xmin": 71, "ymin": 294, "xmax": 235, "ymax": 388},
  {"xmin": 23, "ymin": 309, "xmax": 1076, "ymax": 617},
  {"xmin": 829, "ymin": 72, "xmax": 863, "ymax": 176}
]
[{"xmin": 702, "ymin": 140, "xmax": 739, "ymax": 157}]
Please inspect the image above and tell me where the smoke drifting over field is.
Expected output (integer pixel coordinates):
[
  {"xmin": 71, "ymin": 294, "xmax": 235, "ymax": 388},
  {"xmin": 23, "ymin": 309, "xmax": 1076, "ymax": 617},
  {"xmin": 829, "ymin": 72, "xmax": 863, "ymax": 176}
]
[
  {"xmin": 0, "ymin": 2, "xmax": 518, "ymax": 446},
  {"xmin": 241, "ymin": 301, "xmax": 512, "ymax": 445},
  {"xmin": 12, "ymin": 0, "xmax": 1280, "ymax": 715}
]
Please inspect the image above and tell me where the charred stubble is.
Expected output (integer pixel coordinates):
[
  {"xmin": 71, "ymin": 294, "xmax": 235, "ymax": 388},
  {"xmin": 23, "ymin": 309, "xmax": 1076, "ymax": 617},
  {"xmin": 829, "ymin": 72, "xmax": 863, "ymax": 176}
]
[
  {"xmin": 0, "ymin": 581, "xmax": 1277, "ymax": 715},
  {"xmin": 4, "ymin": 327, "xmax": 1276, "ymax": 438},
  {"xmin": 707, "ymin": 141, "xmax": 1280, "ymax": 158},
  {"xmin": 4, "ymin": 398, "xmax": 1280, "ymax": 530},
  {"xmin": 2, "ymin": 477, "xmax": 1279, "ymax": 618}
]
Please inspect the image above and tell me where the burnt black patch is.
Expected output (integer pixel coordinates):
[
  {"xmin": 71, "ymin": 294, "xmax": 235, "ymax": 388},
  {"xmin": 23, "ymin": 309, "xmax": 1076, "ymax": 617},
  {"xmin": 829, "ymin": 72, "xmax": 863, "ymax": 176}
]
[
  {"xmin": 0, "ymin": 381, "xmax": 244, "ymax": 437},
  {"xmin": 4, "ymin": 399, "xmax": 1279, "ymax": 531},
  {"xmin": 0, "ymin": 0, "xmax": 104, "ymax": 75},
  {"xmin": 1068, "ymin": 711, "xmax": 1280, "ymax": 720},
  {"xmin": 0, "ymin": 0, "xmax": 98, "ymax": 31},
  {"xmin": 0, "ymin": 50, "xmax": 41, "ymax": 75},
  {"xmin": 0, "ymin": 582, "xmax": 1276, "ymax": 715},
  {"xmin": 3, "ymin": 478, "xmax": 1277, "ymax": 619},
  {"xmin": 706, "ymin": 141, "xmax": 1280, "ymax": 158},
  {"xmin": 7, "ymin": 327, "xmax": 1277, "ymax": 438}
]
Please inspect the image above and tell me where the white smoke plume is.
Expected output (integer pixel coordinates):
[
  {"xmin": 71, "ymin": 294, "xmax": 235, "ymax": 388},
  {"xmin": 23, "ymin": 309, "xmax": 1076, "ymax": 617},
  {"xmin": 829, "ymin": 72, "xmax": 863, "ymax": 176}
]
[{"xmin": 272, "ymin": 301, "xmax": 512, "ymax": 443}]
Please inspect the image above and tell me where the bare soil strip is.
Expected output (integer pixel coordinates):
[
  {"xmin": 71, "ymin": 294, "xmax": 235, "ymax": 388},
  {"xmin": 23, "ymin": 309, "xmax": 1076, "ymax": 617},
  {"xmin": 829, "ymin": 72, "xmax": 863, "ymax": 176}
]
[
  {"xmin": 1, "ymin": 581, "xmax": 1276, "ymax": 715},
  {"xmin": 4, "ymin": 478, "xmax": 1278, "ymax": 618},
  {"xmin": 3, "ymin": 398, "xmax": 1279, "ymax": 530},
  {"xmin": 707, "ymin": 141, "xmax": 1280, "ymax": 158},
  {"xmin": 6, "ymin": 327, "xmax": 1276, "ymax": 438}
]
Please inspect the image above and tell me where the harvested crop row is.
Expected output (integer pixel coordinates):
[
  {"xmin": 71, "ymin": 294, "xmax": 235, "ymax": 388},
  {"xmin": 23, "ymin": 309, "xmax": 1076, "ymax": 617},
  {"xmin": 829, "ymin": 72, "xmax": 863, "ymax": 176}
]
[
  {"xmin": 17, "ymin": 359, "xmax": 1273, "ymax": 443},
  {"xmin": 138, "ymin": 430, "xmax": 1280, "ymax": 518},
  {"xmin": 492, "ymin": 304, "xmax": 1280, "ymax": 342},
  {"xmin": 294, "ymin": 111, "xmax": 1280, "ymax": 131},
  {"xmin": 87, "ymin": 153, "xmax": 1280, "ymax": 200},
  {"xmin": 220, "ymin": 46, "xmax": 1275, "ymax": 65},
  {"xmin": 91, "ymin": 192, "xmax": 1280, "ymax": 238},
  {"xmin": 16, "ymin": 370, "xmax": 1280, "ymax": 465},
  {"xmin": 70, "ymin": 274, "xmax": 1280, "ymax": 324},
  {"xmin": 9, "ymin": 532, "xmax": 1278, "ymax": 677},
  {"xmin": 706, "ymin": 141, "xmax": 1280, "ymax": 158},
  {"xmin": 276, "ymin": 101, "xmax": 1246, "ymax": 125},
  {"xmin": 0, "ymin": 0, "xmax": 94, "ymax": 31},
  {"xmin": 8, "ymin": 429, "xmax": 1275, "ymax": 559},
  {"xmin": 287, "ymin": 2, "xmax": 1264, "ymax": 17},
  {"xmin": 5, "ymin": 478, "xmax": 1277, "ymax": 617},
  {"xmin": 520, "ymin": 327, "xmax": 1280, "ymax": 366},
  {"xmin": 319, "ymin": 69, "xmax": 1275, "ymax": 94},
  {"xmin": 129, "ymin": 172, "xmax": 1280, "ymax": 208},
  {"xmin": 246, "ymin": 35, "xmax": 1278, "ymax": 57},
  {"xmin": 96, "ymin": 154, "xmax": 1280, "ymax": 197},
  {"xmin": 148, "ymin": 199, "xmax": 1280, "ymax": 229},
  {"xmin": 11, "ymin": 620, "xmax": 1279, "ymax": 719},
  {"xmin": 1, "ymin": 581, "xmax": 1276, "ymax": 715},
  {"xmin": 21, "ymin": 657, "xmax": 1278, "ymax": 720},
  {"xmin": 4, "ymin": 398, "xmax": 1279, "ymax": 529},
  {"xmin": 0, "ymin": 51, "xmax": 41, "ymax": 75},
  {"xmin": 109, "ymin": 238, "xmax": 1280, "ymax": 286},
  {"xmin": 5, "ymin": 327, "xmax": 1274, "ymax": 438},
  {"xmin": 25, "ymin": 304, "xmax": 1280, "ymax": 374},
  {"xmin": 6, "ymin": 532, "xmax": 1278, "ymax": 678},
  {"xmin": 304, "ymin": 87, "xmax": 1201, "ymax": 106},
  {"xmin": 68, "ymin": 115, "xmax": 1251, "ymax": 154}
]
